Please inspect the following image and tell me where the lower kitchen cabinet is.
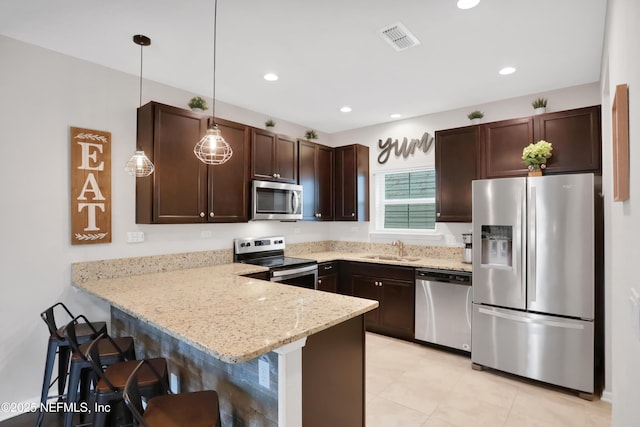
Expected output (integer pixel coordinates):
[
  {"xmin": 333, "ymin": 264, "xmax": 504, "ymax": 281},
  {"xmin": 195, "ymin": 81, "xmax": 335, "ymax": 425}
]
[
  {"xmin": 346, "ymin": 262, "xmax": 414, "ymax": 340},
  {"xmin": 317, "ymin": 261, "xmax": 338, "ymax": 293}
]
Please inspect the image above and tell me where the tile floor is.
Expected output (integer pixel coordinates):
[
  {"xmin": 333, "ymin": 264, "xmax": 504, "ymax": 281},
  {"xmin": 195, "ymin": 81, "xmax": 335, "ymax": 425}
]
[{"xmin": 365, "ymin": 332, "xmax": 611, "ymax": 427}]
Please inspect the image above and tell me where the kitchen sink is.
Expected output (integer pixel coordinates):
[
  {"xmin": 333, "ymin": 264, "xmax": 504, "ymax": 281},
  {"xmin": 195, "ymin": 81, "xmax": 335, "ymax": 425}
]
[{"xmin": 362, "ymin": 254, "xmax": 421, "ymax": 262}]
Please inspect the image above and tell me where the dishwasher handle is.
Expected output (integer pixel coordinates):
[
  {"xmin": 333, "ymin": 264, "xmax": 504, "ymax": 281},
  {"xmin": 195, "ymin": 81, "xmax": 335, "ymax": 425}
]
[{"xmin": 415, "ymin": 269, "xmax": 471, "ymax": 285}]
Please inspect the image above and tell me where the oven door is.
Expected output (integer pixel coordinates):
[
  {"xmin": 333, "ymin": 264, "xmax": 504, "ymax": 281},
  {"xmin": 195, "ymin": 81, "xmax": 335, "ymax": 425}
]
[{"xmin": 271, "ymin": 264, "xmax": 318, "ymax": 290}]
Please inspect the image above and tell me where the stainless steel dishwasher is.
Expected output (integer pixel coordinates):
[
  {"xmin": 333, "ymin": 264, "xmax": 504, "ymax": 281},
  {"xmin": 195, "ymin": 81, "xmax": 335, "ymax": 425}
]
[{"xmin": 415, "ymin": 268, "xmax": 472, "ymax": 352}]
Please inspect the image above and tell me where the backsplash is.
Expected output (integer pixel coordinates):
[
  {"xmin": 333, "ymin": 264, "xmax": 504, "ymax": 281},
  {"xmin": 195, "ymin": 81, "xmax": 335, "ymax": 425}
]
[{"xmin": 72, "ymin": 240, "xmax": 462, "ymax": 284}]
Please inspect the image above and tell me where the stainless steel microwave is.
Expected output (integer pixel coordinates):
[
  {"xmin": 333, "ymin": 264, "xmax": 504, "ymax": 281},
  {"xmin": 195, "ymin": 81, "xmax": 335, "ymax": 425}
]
[{"xmin": 251, "ymin": 180, "xmax": 303, "ymax": 220}]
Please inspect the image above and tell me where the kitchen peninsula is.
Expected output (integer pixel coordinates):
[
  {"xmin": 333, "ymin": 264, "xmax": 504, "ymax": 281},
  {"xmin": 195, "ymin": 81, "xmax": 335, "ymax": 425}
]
[{"xmin": 72, "ymin": 260, "xmax": 377, "ymax": 427}]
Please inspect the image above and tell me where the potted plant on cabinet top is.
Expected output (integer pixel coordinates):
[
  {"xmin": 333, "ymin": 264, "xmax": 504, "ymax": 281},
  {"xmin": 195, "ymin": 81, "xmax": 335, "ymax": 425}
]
[
  {"xmin": 265, "ymin": 118, "xmax": 276, "ymax": 129},
  {"xmin": 532, "ymin": 97, "xmax": 547, "ymax": 115},
  {"xmin": 522, "ymin": 139, "xmax": 553, "ymax": 176},
  {"xmin": 467, "ymin": 110, "xmax": 484, "ymax": 125},
  {"xmin": 304, "ymin": 129, "xmax": 318, "ymax": 140},
  {"xmin": 188, "ymin": 96, "xmax": 208, "ymax": 112}
]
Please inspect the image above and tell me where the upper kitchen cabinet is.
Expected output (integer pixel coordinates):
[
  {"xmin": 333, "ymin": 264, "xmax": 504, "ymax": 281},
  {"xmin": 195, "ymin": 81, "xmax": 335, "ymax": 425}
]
[
  {"xmin": 136, "ymin": 102, "xmax": 250, "ymax": 224},
  {"xmin": 335, "ymin": 144, "xmax": 370, "ymax": 221},
  {"xmin": 298, "ymin": 139, "xmax": 334, "ymax": 221},
  {"xmin": 533, "ymin": 106, "xmax": 601, "ymax": 174},
  {"xmin": 251, "ymin": 128, "xmax": 298, "ymax": 183},
  {"xmin": 482, "ymin": 117, "xmax": 535, "ymax": 178},
  {"xmin": 435, "ymin": 126, "xmax": 480, "ymax": 222}
]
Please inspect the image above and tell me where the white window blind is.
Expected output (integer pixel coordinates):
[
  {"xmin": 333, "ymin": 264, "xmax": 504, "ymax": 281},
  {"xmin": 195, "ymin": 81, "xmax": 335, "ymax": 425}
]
[{"xmin": 375, "ymin": 169, "xmax": 436, "ymax": 231}]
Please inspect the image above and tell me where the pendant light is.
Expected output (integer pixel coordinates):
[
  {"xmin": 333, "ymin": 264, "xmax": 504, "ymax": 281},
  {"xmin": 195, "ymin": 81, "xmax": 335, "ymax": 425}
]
[
  {"xmin": 125, "ymin": 34, "xmax": 155, "ymax": 177},
  {"xmin": 194, "ymin": 0, "xmax": 233, "ymax": 165}
]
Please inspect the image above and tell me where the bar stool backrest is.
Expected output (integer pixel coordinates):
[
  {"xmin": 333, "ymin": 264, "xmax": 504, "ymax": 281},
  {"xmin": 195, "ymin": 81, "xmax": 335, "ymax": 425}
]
[
  {"xmin": 123, "ymin": 360, "xmax": 151, "ymax": 427},
  {"xmin": 41, "ymin": 302, "xmax": 76, "ymax": 339},
  {"xmin": 84, "ymin": 334, "xmax": 118, "ymax": 392}
]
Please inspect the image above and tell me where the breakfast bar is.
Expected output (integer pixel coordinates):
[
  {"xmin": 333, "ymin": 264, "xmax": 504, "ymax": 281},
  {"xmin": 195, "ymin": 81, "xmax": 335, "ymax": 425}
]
[{"xmin": 72, "ymin": 261, "xmax": 377, "ymax": 426}]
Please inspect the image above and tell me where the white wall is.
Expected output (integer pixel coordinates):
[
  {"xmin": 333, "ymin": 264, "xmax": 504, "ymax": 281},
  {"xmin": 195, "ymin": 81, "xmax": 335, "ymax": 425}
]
[{"xmin": 601, "ymin": 1, "xmax": 640, "ymax": 425}]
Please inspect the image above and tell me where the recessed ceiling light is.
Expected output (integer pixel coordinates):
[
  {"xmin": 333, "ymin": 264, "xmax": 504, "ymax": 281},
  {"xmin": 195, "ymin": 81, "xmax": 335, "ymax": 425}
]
[
  {"xmin": 390, "ymin": 113, "xmax": 402, "ymax": 119},
  {"xmin": 499, "ymin": 66, "xmax": 516, "ymax": 75},
  {"xmin": 457, "ymin": 0, "xmax": 480, "ymax": 10},
  {"xmin": 340, "ymin": 106, "xmax": 352, "ymax": 113},
  {"xmin": 263, "ymin": 73, "xmax": 279, "ymax": 81}
]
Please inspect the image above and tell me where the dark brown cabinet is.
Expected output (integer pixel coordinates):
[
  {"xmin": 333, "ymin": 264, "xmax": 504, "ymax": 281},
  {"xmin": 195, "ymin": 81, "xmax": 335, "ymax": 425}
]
[
  {"xmin": 346, "ymin": 262, "xmax": 414, "ymax": 340},
  {"xmin": 335, "ymin": 144, "xmax": 370, "ymax": 221},
  {"xmin": 251, "ymin": 128, "xmax": 297, "ymax": 183},
  {"xmin": 136, "ymin": 102, "xmax": 250, "ymax": 224},
  {"xmin": 434, "ymin": 105, "xmax": 602, "ymax": 222},
  {"xmin": 534, "ymin": 106, "xmax": 601, "ymax": 174},
  {"xmin": 435, "ymin": 126, "xmax": 480, "ymax": 222},
  {"xmin": 298, "ymin": 140, "xmax": 334, "ymax": 221},
  {"xmin": 317, "ymin": 261, "xmax": 338, "ymax": 293},
  {"xmin": 482, "ymin": 117, "xmax": 535, "ymax": 178}
]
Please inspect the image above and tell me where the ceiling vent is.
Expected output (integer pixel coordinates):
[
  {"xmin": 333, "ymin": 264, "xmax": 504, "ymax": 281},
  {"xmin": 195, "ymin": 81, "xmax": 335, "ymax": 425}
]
[{"xmin": 378, "ymin": 22, "xmax": 421, "ymax": 52}]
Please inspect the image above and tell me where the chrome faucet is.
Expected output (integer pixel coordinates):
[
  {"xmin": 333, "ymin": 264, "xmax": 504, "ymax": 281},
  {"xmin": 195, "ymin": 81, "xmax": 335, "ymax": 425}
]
[{"xmin": 392, "ymin": 240, "xmax": 407, "ymax": 257}]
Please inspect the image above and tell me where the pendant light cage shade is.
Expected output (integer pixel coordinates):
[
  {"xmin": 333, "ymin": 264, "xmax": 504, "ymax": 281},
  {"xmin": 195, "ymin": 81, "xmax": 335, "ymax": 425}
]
[
  {"xmin": 194, "ymin": 125, "xmax": 233, "ymax": 165},
  {"xmin": 125, "ymin": 150, "xmax": 155, "ymax": 177}
]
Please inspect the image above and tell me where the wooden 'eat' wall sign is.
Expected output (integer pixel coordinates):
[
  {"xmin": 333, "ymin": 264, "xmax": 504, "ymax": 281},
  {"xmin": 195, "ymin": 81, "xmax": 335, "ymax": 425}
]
[{"xmin": 70, "ymin": 126, "xmax": 112, "ymax": 244}]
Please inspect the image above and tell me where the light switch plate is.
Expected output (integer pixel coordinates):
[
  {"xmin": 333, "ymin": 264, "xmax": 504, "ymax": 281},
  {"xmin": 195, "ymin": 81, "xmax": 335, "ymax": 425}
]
[
  {"xmin": 126, "ymin": 231, "xmax": 145, "ymax": 243},
  {"xmin": 630, "ymin": 288, "xmax": 640, "ymax": 341}
]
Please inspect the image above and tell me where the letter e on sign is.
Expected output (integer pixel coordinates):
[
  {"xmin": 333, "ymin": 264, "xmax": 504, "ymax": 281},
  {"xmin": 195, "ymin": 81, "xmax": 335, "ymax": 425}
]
[{"xmin": 70, "ymin": 127, "xmax": 111, "ymax": 244}]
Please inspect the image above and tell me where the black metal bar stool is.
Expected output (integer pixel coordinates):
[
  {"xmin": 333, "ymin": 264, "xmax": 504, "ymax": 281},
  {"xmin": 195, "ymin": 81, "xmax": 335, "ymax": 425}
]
[
  {"xmin": 84, "ymin": 334, "xmax": 168, "ymax": 427},
  {"xmin": 37, "ymin": 303, "xmax": 107, "ymax": 427},
  {"xmin": 62, "ymin": 316, "xmax": 137, "ymax": 427},
  {"xmin": 124, "ymin": 360, "xmax": 222, "ymax": 427}
]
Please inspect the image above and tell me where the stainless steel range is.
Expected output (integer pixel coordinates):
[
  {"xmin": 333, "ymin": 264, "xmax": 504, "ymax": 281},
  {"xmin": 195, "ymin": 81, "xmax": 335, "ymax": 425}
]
[{"xmin": 233, "ymin": 236, "xmax": 318, "ymax": 289}]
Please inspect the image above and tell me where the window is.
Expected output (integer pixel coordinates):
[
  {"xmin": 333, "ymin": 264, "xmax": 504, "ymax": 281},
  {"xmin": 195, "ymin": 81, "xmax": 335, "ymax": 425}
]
[{"xmin": 375, "ymin": 169, "xmax": 436, "ymax": 231}]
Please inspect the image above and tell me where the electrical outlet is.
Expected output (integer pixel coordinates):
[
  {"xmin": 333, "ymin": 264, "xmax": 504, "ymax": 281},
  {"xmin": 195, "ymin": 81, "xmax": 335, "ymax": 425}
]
[
  {"xmin": 170, "ymin": 372, "xmax": 180, "ymax": 394},
  {"xmin": 630, "ymin": 288, "xmax": 640, "ymax": 341},
  {"xmin": 201, "ymin": 230, "xmax": 213, "ymax": 238},
  {"xmin": 126, "ymin": 231, "xmax": 145, "ymax": 243},
  {"xmin": 258, "ymin": 356, "xmax": 270, "ymax": 389}
]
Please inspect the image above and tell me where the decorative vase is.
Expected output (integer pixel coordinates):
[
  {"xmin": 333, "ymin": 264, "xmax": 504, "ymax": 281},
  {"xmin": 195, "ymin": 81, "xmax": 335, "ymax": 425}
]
[
  {"xmin": 527, "ymin": 164, "xmax": 544, "ymax": 176},
  {"xmin": 470, "ymin": 118, "xmax": 481, "ymax": 125},
  {"xmin": 534, "ymin": 107, "xmax": 546, "ymax": 115}
]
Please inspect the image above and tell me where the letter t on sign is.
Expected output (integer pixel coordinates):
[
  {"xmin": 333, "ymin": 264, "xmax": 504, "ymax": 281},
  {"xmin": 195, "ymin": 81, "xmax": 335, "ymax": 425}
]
[{"xmin": 70, "ymin": 127, "xmax": 112, "ymax": 244}]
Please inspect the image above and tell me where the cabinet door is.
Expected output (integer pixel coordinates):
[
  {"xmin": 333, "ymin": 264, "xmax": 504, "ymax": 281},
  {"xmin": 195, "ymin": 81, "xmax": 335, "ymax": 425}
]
[
  {"xmin": 534, "ymin": 106, "xmax": 601, "ymax": 173},
  {"xmin": 351, "ymin": 275, "xmax": 380, "ymax": 329},
  {"xmin": 379, "ymin": 279, "xmax": 415, "ymax": 339},
  {"xmin": 318, "ymin": 273, "xmax": 338, "ymax": 293},
  {"xmin": 335, "ymin": 145, "xmax": 369, "ymax": 221},
  {"xmin": 483, "ymin": 117, "xmax": 534, "ymax": 178},
  {"xmin": 136, "ymin": 102, "xmax": 208, "ymax": 224},
  {"xmin": 251, "ymin": 128, "xmax": 277, "ymax": 180},
  {"xmin": 435, "ymin": 126, "xmax": 480, "ymax": 222},
  {"xmin": 298, "ymin": 140, "xmax": 318, "ymax": 220},
  {"xmin": 208, "ymin": 118, "xmax": 250, "ymax": 222},
  {"xmin": 276, "ymin": 135, "xmax": 298, "ymax": 183},
  {"xmin": 317, "ymin": 145, "xmax": 334, "ymax": 220}
]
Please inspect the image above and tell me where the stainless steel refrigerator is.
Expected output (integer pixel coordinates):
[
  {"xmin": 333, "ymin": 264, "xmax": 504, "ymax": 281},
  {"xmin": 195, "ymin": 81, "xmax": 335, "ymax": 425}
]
[{"xmin": 471, "ymin": 173, "xmax": 602, "ymax": 395}]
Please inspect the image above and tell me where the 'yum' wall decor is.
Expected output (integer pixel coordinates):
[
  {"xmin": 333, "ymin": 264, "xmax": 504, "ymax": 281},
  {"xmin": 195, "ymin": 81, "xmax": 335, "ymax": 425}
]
[
  {"xmin": 70, "ymin": 126, "xmax": 111, "ymax": 244},
  {"xmin": 377, "ymin": 131, "xmax": 434, "ymax": 164}
]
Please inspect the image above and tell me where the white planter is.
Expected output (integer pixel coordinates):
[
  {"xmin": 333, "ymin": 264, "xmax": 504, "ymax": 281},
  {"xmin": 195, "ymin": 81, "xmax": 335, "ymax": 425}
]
[
  {"xmin": 191, "ymin": 107, "xmax": 203, "ymax": 113},
  {"xmin": 534, "ymin": 107, "xmax": 546, "ymax": 115},
  {"xmin": 470, "ymin": 118, "xmax": 482, "ymax": 125}
]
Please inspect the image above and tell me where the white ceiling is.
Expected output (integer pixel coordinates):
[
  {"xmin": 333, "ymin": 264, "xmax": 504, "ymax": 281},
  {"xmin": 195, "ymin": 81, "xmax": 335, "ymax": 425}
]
[{"xmin": 0, "ymin": 0, "xmax": 607, "ymax": 133}]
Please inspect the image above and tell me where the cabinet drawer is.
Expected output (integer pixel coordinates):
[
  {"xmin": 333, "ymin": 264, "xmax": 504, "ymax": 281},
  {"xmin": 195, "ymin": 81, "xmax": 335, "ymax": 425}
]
[
  {"xmin": 319, "ymin": 261, "xmax": 337, "ymax": 276},
  {"xmin": 347, "ymin": 262, "xmax": 414, "ymax": 281}
]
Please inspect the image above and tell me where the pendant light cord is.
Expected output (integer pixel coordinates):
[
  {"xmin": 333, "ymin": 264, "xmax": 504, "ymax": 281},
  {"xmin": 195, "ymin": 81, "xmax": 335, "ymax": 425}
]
[
  {"xmin": 212, "ymin": 0, "xmax": 218, "ymax": 126},
  {"xmin": 139, "ymin": 42, "xmax": 144, "ymax": 108}
]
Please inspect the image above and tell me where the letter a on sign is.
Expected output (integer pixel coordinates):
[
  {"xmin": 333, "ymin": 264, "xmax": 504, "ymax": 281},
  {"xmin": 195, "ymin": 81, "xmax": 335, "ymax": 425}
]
[{"xmin": 70, "ymin": 126, "xmax": 112, "ymax": 244}]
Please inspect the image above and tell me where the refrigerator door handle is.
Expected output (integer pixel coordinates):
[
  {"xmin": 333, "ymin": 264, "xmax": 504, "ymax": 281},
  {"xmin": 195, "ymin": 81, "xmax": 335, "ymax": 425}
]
[
  {"xmin": 529, "ymin": 186, "xmax": 537, "ymax": 302},
  {"xmin": 518, "ymin": 184, "xmax": 526, "ymax": 297},
  {"xmin": 478, "ymin": 307, "xmax": 585, "ymax": 330}
]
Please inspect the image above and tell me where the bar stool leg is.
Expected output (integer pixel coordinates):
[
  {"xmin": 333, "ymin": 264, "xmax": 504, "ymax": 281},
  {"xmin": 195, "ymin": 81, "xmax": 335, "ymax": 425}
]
[
  {"xmin": 63, "ymin": 362, "xmax": 83, "ymax": 427},
  {"xmin": 36, "ymin": 340, "xmax": 59, "ymax": 427},
  {"xmin": 57, "ymin": 347, "xmax": 71, "ymax": 400}
]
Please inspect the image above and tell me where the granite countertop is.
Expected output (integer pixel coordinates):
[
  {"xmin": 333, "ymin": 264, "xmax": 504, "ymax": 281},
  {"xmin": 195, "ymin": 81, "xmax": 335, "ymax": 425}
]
[
  {"xmin": 74, "ymin": 262, "xmax": 378, "ymax": 364},
  {"xmin": 298, "ymin": 251, "xmax": 472, "ymax": 272}
]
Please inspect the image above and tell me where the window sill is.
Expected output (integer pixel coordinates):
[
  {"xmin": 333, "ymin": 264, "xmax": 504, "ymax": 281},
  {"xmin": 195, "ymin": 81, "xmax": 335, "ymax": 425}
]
[{"xmin": 369, "ymin": 230, "xmax": 445, "ymax": 243}]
